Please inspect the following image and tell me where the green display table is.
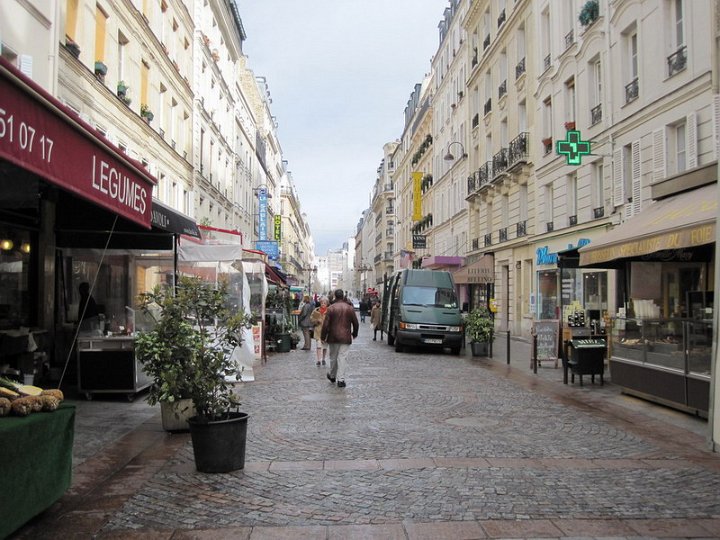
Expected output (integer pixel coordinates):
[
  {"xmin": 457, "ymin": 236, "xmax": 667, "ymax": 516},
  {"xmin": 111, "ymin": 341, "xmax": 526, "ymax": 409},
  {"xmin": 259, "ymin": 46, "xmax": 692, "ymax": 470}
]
[{"xmin": 0, "ymin": 402, "xmax": 75, "ymax": 539}]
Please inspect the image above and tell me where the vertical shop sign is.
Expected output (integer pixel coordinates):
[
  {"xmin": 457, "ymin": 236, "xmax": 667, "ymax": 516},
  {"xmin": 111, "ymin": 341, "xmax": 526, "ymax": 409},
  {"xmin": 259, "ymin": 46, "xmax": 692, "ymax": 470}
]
[
  {"xmin": 274, "ymin": 215, "xmax": 281, "ymax": 241},
  {"xmin": 258, "ymin": 187, "xmax": 267, "ymax": 240},
  {"xmin": 412, "ymin": 171, "xmax": 423, "ymax": 221}
]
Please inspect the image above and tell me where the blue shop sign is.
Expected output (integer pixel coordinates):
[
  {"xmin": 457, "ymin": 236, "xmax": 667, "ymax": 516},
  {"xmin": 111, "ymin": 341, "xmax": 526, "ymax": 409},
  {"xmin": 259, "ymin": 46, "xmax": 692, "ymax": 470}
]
[
  {"xmin": 255, "ymin": 240, "xmax": 279, "ymax": 260},
  {"xmin": 536, "ymin": 238, "xmax": 590, "ymax": 266}
]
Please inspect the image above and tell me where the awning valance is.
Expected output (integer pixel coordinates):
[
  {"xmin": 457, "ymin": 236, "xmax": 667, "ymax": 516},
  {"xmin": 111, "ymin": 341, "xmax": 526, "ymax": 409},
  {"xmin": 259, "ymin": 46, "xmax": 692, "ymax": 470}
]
[
  {"xmin": 151, "ymin": 199, "xmax": 201, "ymax": 238},
  {"xmin": 421, "ymin": 255, "xmax": 464, "ymax": 269},
  {"xmin": 578, "ymin": 184, "xmax": 717, "ymax": 267},
  {"xmin": 0, "ymin": 58, "xmax": 155, "ymax": 228},
  {"xmin": 452, "ymin": 254, "xmax": 494, "ymax": 284}
]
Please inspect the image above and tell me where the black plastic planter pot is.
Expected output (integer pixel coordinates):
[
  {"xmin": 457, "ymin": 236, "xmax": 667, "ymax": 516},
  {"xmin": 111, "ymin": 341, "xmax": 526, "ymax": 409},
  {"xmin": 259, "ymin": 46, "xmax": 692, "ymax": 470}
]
[
  {"xmin": 187, "ymin": 412, "xmax": 249, "ymax": 473},
  {"xmin": 471, "ymin": 341, "xmax": 490, "ymax": 357}
]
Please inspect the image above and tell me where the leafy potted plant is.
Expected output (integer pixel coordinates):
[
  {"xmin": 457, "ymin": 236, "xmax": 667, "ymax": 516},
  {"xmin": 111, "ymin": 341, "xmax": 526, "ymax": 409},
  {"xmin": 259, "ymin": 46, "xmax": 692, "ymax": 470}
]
[
  {"xmin": 140, "ymin": 103, "xmax": 154, "ymax": 122},
  {"xmin": 94, "ymin": 60, "xmax": 107, "ymax": 78},
  {"xmin": 579, "ymin": 0, "xmax": 600, "ymax": 28},
  {"xmin": 136, "ymin": 276, "xmax": 251, "ymax": 472},
  {"xmin": 465, "ymin": 306, "xmax": 494, "ymax": 357},
  {"xmin": 117, "ymin": 80, "xmax": 128, "ymax": 97}
]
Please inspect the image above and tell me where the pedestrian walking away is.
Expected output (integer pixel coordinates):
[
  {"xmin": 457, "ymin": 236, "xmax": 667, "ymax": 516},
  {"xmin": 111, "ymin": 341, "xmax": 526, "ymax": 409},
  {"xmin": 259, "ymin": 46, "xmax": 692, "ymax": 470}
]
[
  {"xmin": 309, "ymin": 296, "xmax": 329, "ymax": 366},
  {"xmin": 298, "ymin": 294, "xmax": 314, "ymax": 350},
  {"xmin": 370, "ymin": 300, "xmax": 383, "ymax": 341},
  {"xmin": 321, "ymin": 289, "xmax": 359, "ymax": 388},
  {"xmin": 359, "ymin": 299, "xmax": 368, "ymax": 323}
]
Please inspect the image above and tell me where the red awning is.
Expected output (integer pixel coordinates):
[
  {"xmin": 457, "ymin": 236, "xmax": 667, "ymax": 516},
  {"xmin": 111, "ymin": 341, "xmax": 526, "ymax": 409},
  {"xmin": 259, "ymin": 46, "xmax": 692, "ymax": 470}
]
[
  {"xmin": 0, "ymin": 58, "xmax": 155, "ymax": 228},
  {"xmin": 265, "ymin": 264, "xmax": 286, "ymax": 286}
]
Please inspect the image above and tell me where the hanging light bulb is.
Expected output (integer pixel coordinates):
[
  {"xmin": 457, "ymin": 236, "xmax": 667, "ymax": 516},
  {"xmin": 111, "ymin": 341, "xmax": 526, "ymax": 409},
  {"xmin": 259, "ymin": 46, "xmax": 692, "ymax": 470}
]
[
  {"xmin": 20, "ymin": 243, "xmax": 31, "ymax": 254},
  {"xmin": 0, "ymin": 239, "xmax": 13, "ymax": 251}
]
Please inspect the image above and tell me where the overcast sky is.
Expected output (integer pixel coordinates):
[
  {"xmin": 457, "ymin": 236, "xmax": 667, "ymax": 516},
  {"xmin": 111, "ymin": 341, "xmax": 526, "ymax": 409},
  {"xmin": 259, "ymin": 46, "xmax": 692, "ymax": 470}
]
[{"xmin": 239, "ymin": 1, "xmax": 447, "ymax": 256}]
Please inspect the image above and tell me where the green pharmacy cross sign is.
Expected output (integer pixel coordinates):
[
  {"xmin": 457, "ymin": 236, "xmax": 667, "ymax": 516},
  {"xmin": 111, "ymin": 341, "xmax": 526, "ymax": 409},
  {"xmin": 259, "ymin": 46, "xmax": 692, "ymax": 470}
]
[{"xmin": 556, "ymin": 130, "xmax": 591, "ymax": 165}]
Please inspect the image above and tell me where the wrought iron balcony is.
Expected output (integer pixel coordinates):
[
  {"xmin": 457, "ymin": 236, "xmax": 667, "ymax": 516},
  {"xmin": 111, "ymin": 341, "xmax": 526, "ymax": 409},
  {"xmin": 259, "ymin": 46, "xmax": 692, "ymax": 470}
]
[
  {"xmin": 483, "ymin": 34, "xmax": 490, "ymax": 50},
  {"xmin": 492, "ymin": 148, "xmax": 508, "ymax": 177},
  {"xmin": 499, "ymin": 227, "xmax": 508, "ymax": 242},
  {"xmin": 497, "ymin": 9, "xmax": 506, "ymax": 27},
  {"xmin": 472, "ymin": 237, "xmax": 480, "ymax": 250},
  {"xmin": 478, "ymin": 162, "xmax": 492, "ymax": 188},
  {"xmin": 498, "ymin": 80, "xmax": 507, "ymax": 99},
  {"xmin": 546, "ymin": 221, "xmax": 554, "ymax": 233},
  {"xmin": 515, "ymin": 57, "xmax": 525, "ymax": 79},
  {"xmin": 591, "ymin": 104, "xmax": 602, "ymax": 126},
  {"xmin": 564, "ymin": 29, "xmax": 574, "ymax": 50},
  {"xmin": 593, "ymin": 206, "xmax": 605, "ymax": 219},
  {"xmin": 472, "ymin": 113, "xmax": 480, "ymax": 128},
  {"xmin": 625, "ymin": 77, "xmax": 639, "ymax": 103},
  {"xmin": 467, "ymin": 173, "xmax": 477, "ymax": 195},
  {"xmin": 569, "ymin": 215, "xmax": 578, "ymax": 226},
  {"xmin": 484, "ymin": 233, "xmax": 492, "ymax": 247},
  {"xmin": 508, "ymin": 132, "xmax": 529, "ymax": 169},
  {"xmin": 516, "ymin": 220, "xmax": 527, "ymax": 237},
  {"xmin": 484, "ymin": 98, "xmax": 492, "ymax": 116},
  {"xmin": 542, "ymin": 137, "xmax": 553, "ymax": 155},
  {"xmin": 667, "ymin": 45, "xmax": 687, "ymax": 77},
  {"xmin": 543, "ymin": 54, "xmax": 551, "ymax": 71}
]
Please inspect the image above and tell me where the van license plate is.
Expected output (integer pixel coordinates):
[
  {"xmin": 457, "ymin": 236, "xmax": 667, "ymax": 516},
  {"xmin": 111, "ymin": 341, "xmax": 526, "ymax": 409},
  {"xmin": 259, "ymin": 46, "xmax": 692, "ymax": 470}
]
[{"xmin": 424, "ymin": 338, "xmax": 443, "ymax": 344}]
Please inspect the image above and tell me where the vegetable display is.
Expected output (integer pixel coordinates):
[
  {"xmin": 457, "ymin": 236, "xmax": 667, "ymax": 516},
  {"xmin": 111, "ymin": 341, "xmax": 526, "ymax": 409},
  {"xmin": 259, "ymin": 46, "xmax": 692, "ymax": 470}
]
[{"xmin": 0, "ymin": 377, "xmax": 64, "ymax": 417}]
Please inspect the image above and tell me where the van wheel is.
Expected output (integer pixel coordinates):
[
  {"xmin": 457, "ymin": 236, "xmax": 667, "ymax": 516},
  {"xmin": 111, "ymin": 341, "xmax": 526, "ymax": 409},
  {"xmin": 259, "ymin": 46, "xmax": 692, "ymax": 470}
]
[
  {"xmin": 395, "ymin": 339, "xmax": 403, "ymax": 353},
  {"xmin": 387, "ymin": 331, "xmax": 395, "ymax": 346}
]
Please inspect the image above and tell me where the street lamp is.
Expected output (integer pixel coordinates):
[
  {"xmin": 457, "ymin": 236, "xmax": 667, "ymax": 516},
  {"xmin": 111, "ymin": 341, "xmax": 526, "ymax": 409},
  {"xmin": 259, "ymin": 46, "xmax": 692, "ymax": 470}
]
[
  {"xmin": 355, "ymin": 262, "xmax": 372, "ymax": 296},
  {"xmin": 443, "ymin": 141, "xmax": 467, "ymax": 161}
]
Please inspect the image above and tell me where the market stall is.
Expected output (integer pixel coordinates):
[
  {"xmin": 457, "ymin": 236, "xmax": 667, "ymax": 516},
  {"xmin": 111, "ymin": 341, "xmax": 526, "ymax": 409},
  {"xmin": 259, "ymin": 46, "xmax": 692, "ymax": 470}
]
[{"xmin": 578, "ymin": 182, "xmax": 715, "ymax": 416}]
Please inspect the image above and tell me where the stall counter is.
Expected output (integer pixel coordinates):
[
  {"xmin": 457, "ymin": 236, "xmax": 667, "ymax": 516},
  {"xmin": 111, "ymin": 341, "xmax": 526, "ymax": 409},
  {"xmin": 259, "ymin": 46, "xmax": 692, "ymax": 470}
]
[{"xmin": 0, "ymin": 403, "xmax": 75, "ymax": 538}]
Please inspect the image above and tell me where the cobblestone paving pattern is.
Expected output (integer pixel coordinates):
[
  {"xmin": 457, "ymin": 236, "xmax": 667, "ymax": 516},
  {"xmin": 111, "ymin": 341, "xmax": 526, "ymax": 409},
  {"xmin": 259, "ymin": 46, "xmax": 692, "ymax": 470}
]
[{"xmin": 102, "ymin": 327, "xmax": 720, "ymax": 533}]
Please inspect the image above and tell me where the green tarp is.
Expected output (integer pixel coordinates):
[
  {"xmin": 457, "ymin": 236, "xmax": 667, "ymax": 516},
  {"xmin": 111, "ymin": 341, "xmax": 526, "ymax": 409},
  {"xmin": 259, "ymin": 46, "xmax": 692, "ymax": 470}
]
[{"xmin": 0, "ymin": 402, "xmax": 75, "ymax": 538}]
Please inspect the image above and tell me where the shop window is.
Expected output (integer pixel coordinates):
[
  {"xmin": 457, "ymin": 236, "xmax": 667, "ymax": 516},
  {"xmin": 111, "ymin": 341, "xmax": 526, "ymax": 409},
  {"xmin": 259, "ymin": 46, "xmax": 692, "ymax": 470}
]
[{"xmin": 0, "ymin": 228, "xmax": 32, "ymax": 329}]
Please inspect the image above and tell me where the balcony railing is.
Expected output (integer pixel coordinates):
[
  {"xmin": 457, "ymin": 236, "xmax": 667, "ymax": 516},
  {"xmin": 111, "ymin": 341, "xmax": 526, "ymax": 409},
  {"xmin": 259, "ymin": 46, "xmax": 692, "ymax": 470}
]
[
  {"xmin": 515, "ymin": 57, "xmax": 525, "ymax": 79},
  {"xmin": 478, "ymin": 162, "xmax": 492, "ymax": 189},
  {"xmin": 569, "ymin": 215, "xmax": 578, "ymax": 226},
  {"xmin": 472, "ymin": 113, "xmax": 480, "ymax": 128},
  {"xmin": 516, "ymin": 220, "xmax": 527, "ymax": 237},
  {"xmin": 385, "ymin": 228, "xmax": 395, "ymax": 237},
  {"xmin": 564, "ymin": 29, "xmax": 574, "ymax": 49},
  {"xmin": 498, "ymin": 80, "xmax": 507, "ymax": 99},
  {"xmin": 625, "ymin": 77, "xmax": 639, "ymax": 103},
  {"xmin": 483, "ymin": 34, "xmax": 490, "ymax": 50},
  {"xmin": 543, "ymin": 54, "xmax": 551, "ymax": 71},
  {"xmin": 499, "ymin": 227, "xmax": 508, "ymax": 242},
  {"xmin": 484, "ymin": 233, "xmax": 492, "ymax": 247},
  {"xmin": 508, "ymin": 132, "xmax": 529, "ymax": 169},
  {"xmin": 667, "ymin": 45, "xmax": 687, "ymax": 77},
  {"xmin": 497, "ymin": 9, "xmax": 506, "ymax": 27},
  {"xmin": 484, "ymin": 98, "xmax": 492, "ymax": 115},
  {"xmin": 492, "ymin": 148, "xmax": 508, "ymax": 177},
  {"xmin": 593, "ymin": 206, "xmax": 605, "ymax": 219},
  {"xmin": 591, "ymin": 103, "xmax": 602, "ymax": 126},
  {"xmin": 546, "ymin": 221, "xmax": 554, "ymax": 233},
  {"xmin": 467, "ymin": 173, "xmax": 477, "ymax": 195},
  {"xmin": 472, "ymin": 237, "xmax": 480, "ymax": 250}
]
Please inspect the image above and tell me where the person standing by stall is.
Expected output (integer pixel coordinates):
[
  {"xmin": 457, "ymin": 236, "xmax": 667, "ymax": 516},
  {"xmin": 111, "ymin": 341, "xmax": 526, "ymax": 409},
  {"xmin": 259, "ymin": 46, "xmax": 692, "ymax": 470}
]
[
  {"xmin": 298, "ymin": 294, "xmax": 314, "ymax": 350},
  {"xmin": 321, "ymin": 289, "xmax": 359, "ymax": 388}
]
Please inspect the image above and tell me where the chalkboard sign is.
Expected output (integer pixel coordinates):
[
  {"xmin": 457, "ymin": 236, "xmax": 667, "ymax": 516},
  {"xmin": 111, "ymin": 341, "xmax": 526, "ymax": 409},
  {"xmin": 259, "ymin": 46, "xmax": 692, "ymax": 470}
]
[{"xmin": 532, "ymin": 319, "xmax": 559, "ymax": 367}]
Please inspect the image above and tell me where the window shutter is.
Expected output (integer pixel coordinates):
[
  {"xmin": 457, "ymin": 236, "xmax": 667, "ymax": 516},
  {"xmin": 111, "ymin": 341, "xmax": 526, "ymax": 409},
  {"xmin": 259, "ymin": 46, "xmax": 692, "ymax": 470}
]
[
  {"xmin": 652, "ymin": 128, "xmax": 666, "ymax": 183},
  {"xmin": 713, "ymin": 95, "xmax": 720, "ymax": 159},
  {"xmin": 631, "ymin": 140, "xmax": 641, "ymax": 216},
  {"xmin": 686, "ymin": 112, "xmax": 697, "ymax": 169},
  {"xmin": 19, "ymin": 55, "xmax": 32, "ymax": 78},
  {"xmin": 612, "ymin": 148, "xmax": 624, "ymax": 207}
]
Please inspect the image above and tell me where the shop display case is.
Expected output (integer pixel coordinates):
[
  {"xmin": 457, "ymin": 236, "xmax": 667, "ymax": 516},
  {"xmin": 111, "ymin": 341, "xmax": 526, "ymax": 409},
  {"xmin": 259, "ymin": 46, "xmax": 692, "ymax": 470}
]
[{"xmin": 609, "ymin": 317, "xmax": 711, "ymax": 416}]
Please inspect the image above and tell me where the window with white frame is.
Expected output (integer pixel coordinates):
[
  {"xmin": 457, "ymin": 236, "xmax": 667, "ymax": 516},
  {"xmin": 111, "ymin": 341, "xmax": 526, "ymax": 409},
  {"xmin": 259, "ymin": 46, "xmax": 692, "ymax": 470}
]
[
  {"xmin": 519, "ymin": 100, "xmax": 527, "ymax": 132},
  {"xmin": 541, "ymin": 8, "xmax": 551, "ymax": 68},
  {"xmin": 591, "ymin": 162, "xmax": 604, "ymax": 212},
  {"xmin": 673, "ymin": 0, "xmax": 684, "ymax": 49},
  {"xmin": 624, "ymin": 26, "xmax": 639, "ymax": 102},
  {"xmin": 519, "ymin": 184, "xmax": 528, "ymax": 221},
  {"xmin": 545, "ymin": 184, "xmax": 554, "ymax": 225},
  {"xmin": 567, "ymin": 173, "xmax": 577, "ymax": 221},
  {"xmin": 543, "ymin": 96, "xmax": 553, "ymax": 139},
  {"xmin": 673, "ymin": 120, "xmax": 686, "ymax": 173},
  {"xmin": 565, "ymin": 78, "xmax": 576, "ymax": 124}
]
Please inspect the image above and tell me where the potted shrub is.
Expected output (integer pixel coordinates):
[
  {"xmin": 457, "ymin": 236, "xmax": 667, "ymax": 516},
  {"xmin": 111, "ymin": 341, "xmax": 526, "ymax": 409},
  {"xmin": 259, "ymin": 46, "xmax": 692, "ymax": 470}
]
[
  {"xmin": 579, "ymin": 0, "xmax": 600, "ymax": 28},
  {"xmin": 136, "ymin": 276, "xmax": 251, "ymax": 472},
  {"xmin": 117, "ymin": 80, "xmax": 128, "ymax": 97},
  {"xmin": 465, "ymin": 306, "xmax": 494, "ymax": 357},
  {"xmin": 94, "ymin": 61, "xmax": 107, "ymax": 79},
  {"xmin": 140, "ymin": 103, "xmax": 154, "ymax": 122},
  {"xmin": 65, "ymin": 37, "xmax": 80, "ymax": 58}
]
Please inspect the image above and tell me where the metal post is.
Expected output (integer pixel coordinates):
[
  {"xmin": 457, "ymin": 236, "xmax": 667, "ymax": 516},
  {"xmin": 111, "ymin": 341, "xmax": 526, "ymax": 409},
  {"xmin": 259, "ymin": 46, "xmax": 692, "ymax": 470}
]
[
  {"xmin": 532, "ymin": 334, "xmax": 538, "ymax": 374},
  {"xmin": 506, "ymin": 329, "xmax": 511, "ymax": 365}
]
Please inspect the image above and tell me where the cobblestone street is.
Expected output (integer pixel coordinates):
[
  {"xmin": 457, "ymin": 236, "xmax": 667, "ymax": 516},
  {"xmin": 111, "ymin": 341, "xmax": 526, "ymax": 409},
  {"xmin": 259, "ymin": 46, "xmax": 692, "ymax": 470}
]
[{"xmin": 15, "ymin": 321, "xmax": 720, "ymax": 539}]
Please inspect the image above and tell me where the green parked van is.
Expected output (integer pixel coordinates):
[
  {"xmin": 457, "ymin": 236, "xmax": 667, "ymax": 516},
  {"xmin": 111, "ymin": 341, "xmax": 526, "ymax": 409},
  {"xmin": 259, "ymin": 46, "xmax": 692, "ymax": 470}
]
[{"xmin": 384, "ymin": 269, "xmax": 464, "ymax": 354}]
